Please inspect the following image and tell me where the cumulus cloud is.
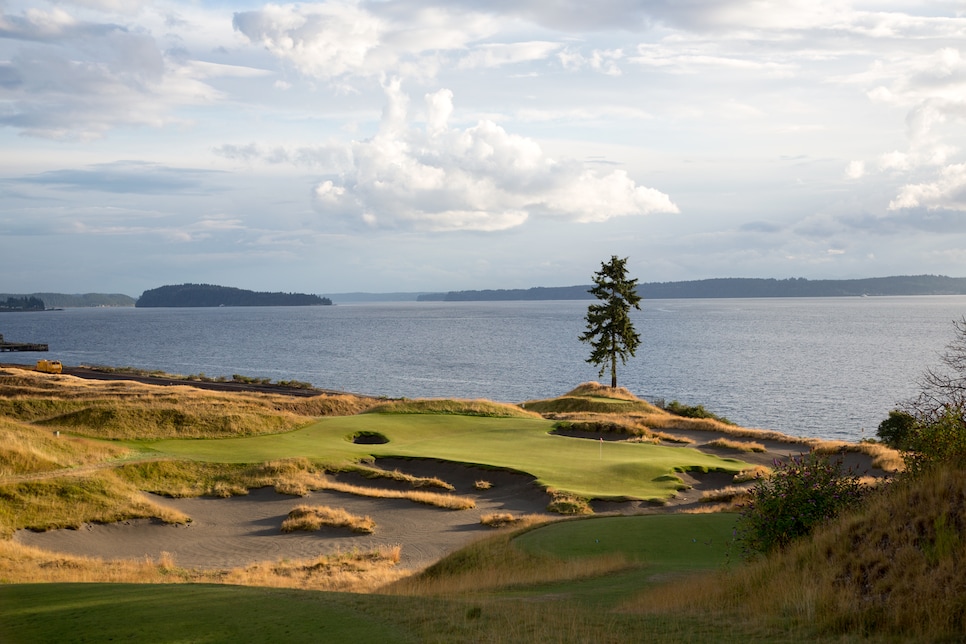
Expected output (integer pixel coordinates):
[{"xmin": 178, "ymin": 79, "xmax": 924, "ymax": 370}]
[
  {"xmin": 310, "ymin": 81, "xmax": 678, "ymax": 231},
  {"xmin": 889, "ymin": 163, "xmax": 966, "ymax": 211}
]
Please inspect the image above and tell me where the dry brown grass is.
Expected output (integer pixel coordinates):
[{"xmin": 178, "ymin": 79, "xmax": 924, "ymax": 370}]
[
  {"xmin": 115, "ymin": 458, "xmax": 329, "ymax": 498},
  {"xmin": 366, "ymin": 397, "xmax": 542, "ymax": 418},
  {"xmin": 546, "ymin": 489, "xmax": 592, "ymax": 515},
  {"xmin": 733, "ymin": 465, "xmax": 772, "ymax": 482},
  {"xmin": 699, "ymin": 485, "xmax": 752, "ymax": 504},
  {"xmin": 0, "ymin": 368, "xmax": 373, "ymax": 440},
  {"xmin": 0, "ymin": 539, "xmax": 404, "ymax": 592},
  {"xmin": 0, "ymin": 471, "xmax": 190, "ymax": 538},
  {"xmin": 704, "ymin": 437, "xmax": 767, "ymax": 453},
  {"xmin": 473, "ymin": 479, "xmax": 492, "ymax": 490},
  {"xmin": 281, "ymin": 504, "xmax": 376, "ymax": 534},
  {"xmin": 342, "ymin": 463, "xmax": 455, "ymax": 490},
  {"xmin": 479, "ymin": 512, "xmax": 548, "ymax": 528},
  {"xmin": 0, "ymin": 415, "xmax": 130, "ymax": 478},
  {"xmin": 810, "ymin": 439, "xmax": 904, "ymax": 473}
]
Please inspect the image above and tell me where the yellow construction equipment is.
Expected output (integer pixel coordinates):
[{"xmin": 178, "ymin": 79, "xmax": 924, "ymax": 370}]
[{"xmin": 36, "ymin": 359, "xmax": 63, "ymax": 374}]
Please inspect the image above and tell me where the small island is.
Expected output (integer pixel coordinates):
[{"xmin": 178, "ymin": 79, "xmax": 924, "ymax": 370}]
[{"xmin": 136, "ymin": 284, "xmax": 332, "ymax": 308}]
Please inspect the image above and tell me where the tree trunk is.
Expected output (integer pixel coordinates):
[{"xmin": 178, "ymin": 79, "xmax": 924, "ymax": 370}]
[{"xmin": 610, "ymin": 354, "xmax": 617, "ymax": 388}]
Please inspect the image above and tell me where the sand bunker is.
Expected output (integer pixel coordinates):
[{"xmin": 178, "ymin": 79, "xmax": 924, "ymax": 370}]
[
  {"xmin": 15, "ymin": 460, "xmax": 552, "ymax": 571},
  {"xmin": 14, "ymin": 437, "xmax": 890, "ymax": 572}
]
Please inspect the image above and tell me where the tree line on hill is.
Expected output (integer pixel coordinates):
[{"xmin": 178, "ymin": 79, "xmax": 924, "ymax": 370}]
[
  {"xmin": 0, "ymin": 293, "xmax": 136, "ymax": 308},
  {"xmin": 0, "ymin": 296, "xmax": 45, "ymax": 311},
  {"xmin": 135, "ymin": 284, "xmax": 332, "ymax": 307},
  {"xmin": 417, "ymin": 275, "xmax": 966, "ymax": 301}
]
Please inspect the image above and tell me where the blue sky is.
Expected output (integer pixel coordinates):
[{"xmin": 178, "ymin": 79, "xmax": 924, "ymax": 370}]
[{"xmin": 1, "ymin": 1, "xmax": 965, "ymax": 296}]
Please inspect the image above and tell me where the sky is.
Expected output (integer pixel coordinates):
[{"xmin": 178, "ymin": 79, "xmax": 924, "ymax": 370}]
[{"xmin": 1, "ymin": 1, "xmax": 966, "ymax": 297}]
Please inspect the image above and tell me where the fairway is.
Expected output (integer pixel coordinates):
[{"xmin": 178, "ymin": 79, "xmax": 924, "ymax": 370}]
[
  {"xmin": 514, "ymin": 513, "xmax": 737, "ymax": 570},
  {"xmin": 138, "ymin": 413, "xmax": 750, "ymax": 501},
  {"xmin": 0, "ymin": 584, "xmax": 408, "ymax": 644}
]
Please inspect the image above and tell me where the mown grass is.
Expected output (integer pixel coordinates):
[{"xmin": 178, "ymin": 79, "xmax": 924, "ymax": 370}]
[
  {"xmin": 142, "ymin": 413, "xmax": 751, "ymax": 502},
  {"xmin": 0, "ymin": 584, "xmax": 409, "ymax": 644}
]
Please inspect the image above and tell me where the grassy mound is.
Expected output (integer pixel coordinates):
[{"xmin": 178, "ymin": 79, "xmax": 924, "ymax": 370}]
[
  {"xmin": 0, "ymin": 369, "xmax": 373, "ymax": 440},
  {"xmin": 0, "ymin": 416, "xmax": 129, "ymax": 477},
  {"xmin": 522, "ymin": 382, "xmax": 661, "ymax": 415},
  {"xmin": 365, "ymin": 398, "xmax": 541, "ymax": 418},
  {"xmin": 0, "ymin": 472, "xmax": 189, "ymax": 538}
]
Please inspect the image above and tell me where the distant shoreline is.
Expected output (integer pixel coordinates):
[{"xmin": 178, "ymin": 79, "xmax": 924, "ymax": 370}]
[{"xmin": 417, "ymin": 275, "xmax": 966, "ymax": 302}]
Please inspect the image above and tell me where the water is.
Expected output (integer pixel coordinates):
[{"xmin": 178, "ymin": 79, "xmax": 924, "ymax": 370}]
[{"xmin": 2, "ymin": 296, "xmax": 964, "ymax": 441}]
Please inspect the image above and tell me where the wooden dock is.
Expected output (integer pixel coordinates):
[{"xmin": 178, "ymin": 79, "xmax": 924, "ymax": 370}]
[{"xmin": 0, "ymin": 334, "xmax": 48, "ymax": 352}]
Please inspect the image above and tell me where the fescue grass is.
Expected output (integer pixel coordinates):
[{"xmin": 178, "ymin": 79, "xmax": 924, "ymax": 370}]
[
  {"xmin": 281, "ymin": 505, "xmax": 376, "ymax": 534},
  {"xmin": 365, "ymin": 398, "xmax": 541, "ymax": 418},
  {"xmin": 0, "ymin": 540, "xmax": 404, "ymax": 592},
  {"xmin": 0, "ymin": 472, "xmax": 189, "ymax": 538},
  {"xmin": 700, "ymin": 485, "xmax": 751, "ymax": 504},
  {"xmin": 115, "ymin": 458, "xmax": 329, "ymax": 498},
  {"xmin": 340, "ymin": 462, "xmax": 455, "ymax": 490},
  {"xmin": 0, "ymin": 368, "xmax": 373, "ymax": 440},
  {"xmin": 0, "ymin": 416, "xmax": 130, "ymax": 477},
  {"xmin": 546, "ymin": 489, "xmax": 592, "ymax": 514},
  {"xmin": 116, "ymin": 458, "xmax": 476, "ymax": 509},
  {"xmin": 733, "ymin": 465, "xmax": 772, "ymax": 482},
  {"xmin": 704, "ymin": 437, "xmax": 767, "ymax": 452}
]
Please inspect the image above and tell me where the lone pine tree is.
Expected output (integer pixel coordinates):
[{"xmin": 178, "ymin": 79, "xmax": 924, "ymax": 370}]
[{"xmin": 579, "ymin": 255, "xmax": 642, "ymax": 388}]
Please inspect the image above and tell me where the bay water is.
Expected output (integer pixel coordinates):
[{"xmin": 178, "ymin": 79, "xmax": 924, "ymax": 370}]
[{"xmin": 2, "ymin": 296, "xmax": 965, "ymax": 442}]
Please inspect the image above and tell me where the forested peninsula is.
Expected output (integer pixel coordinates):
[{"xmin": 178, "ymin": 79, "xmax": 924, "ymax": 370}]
[
  {"xmin": 0, "ymin": 293, "xmax": 135, "ymax": 308},
  {"xmin": 418, "ymin": 275, "xmax": 966, "ymax": 301},
  {"xmin": 136, "ymin": 284, "xmax": 332, "ymax": 307}
]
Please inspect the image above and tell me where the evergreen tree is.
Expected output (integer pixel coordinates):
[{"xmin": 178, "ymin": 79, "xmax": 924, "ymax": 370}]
[{"xmin": 579, "ymin": 256, "xmax": 642, "ymax": 388}]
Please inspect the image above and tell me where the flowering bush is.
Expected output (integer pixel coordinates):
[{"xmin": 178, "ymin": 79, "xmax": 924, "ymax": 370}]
[{"xmin": 736, "ymin": 452, "xmax": 864, "ymax": 556}]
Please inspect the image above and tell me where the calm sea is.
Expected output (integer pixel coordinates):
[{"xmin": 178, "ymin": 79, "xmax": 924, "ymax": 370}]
[{"xmin": 2, "ymin": 296, "xmax": 965, "ymax": 442}]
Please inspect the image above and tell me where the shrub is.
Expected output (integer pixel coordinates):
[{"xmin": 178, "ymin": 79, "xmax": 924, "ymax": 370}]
[
  {"xmin": 736, "ymin": 452, "xmax": 864, "ymax": 556},
  {"xmin": 876, "ymin": 409, "xmax": 917, "ymax": 449},
  {"xmin": 902, "ymin": 406, "xmax": 966, "ymax": 476}
]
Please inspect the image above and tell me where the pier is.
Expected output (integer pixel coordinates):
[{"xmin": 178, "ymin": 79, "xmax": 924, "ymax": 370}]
[{"xmin": 0, "ymin": 333, "xmax": 49, "ymax": 352}]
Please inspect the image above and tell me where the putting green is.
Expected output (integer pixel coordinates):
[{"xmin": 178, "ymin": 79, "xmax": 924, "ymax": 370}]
[{"xmin": 139, "ymin": 413, "xmax": 749, "ymax": 501}]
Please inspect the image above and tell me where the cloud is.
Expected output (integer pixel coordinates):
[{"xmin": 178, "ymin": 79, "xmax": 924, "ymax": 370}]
[
  {"xmin": 20, "ymin": 161, "xmax": 222, "ymax": 194},
  {"xmin": 310, "ymin": 81, "xmax": 678, "ymax": 231},
  {"xmin": 844, "ymin": 160, "xmax": 865, "ymax": 179},
  {"xmin": 232, "ymin": 2, "xmax": 504, "ymax": 83},
  {"xmin": 458, "ymin": 41, "xmax": 564, "ymax": 70},
  {"xmin": 889, "ymin": 163, "xmax": 966, "ymax": 211}
]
